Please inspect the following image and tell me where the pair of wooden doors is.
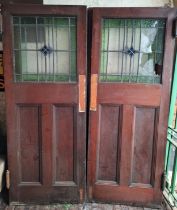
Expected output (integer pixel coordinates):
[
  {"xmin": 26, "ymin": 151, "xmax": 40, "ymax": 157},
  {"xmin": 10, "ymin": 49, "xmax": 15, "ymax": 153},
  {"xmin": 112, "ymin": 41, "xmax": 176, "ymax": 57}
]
[{"xmin": 3, "ymin": 4, "xmax": 176, "ymax": 206}]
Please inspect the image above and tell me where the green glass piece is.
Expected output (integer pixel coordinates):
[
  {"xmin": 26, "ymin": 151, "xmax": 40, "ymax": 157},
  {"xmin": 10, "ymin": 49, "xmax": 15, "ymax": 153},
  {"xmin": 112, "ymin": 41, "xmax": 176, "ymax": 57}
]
[
  {"xmin": 70, "ymin": 18, "xmax": 76, "ymax": 26},
  {"xmin": 71, "ymin": 27, "xmax": 77, "ymax": 50},
  {"xmin": 54, "ymin": 18, "xmax": 69, "ymax": 26}
]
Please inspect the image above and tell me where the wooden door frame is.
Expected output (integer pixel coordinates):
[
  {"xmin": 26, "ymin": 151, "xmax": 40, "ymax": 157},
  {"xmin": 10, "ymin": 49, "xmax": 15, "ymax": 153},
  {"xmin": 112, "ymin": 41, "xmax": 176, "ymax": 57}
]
[
  {"xmin": 3, "ymin": 3, "xmax": 87, "ymax": 203},
  {"xmin": 88, "ymin": 7, "xmax": 177, "ymax": 205}
]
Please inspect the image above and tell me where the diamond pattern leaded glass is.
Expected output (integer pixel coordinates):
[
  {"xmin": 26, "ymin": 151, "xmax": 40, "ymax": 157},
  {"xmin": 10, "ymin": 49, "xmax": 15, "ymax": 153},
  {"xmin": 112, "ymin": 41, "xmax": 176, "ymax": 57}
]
[
  {"xmin": 13, "ymin": 16, "xmax": 77, "ymax": 82},
  {"xmin": 100, "ymin": 19, "xmax": 166, "ymax": 83},
  {"xmin": 40, "ymin": 45, "xmax": 53, "ymax": 56}
]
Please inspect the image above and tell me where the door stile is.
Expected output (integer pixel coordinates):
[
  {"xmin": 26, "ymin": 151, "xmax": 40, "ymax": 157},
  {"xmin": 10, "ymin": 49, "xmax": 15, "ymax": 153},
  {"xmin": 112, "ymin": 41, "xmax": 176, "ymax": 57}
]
[
  {"xmin": 87, "ymin": 9, "xmax": 100, "ymax": 199},
  {"xmin": 154, "ymin": 10, "xmax": 176, "ymax": 202},
  {"xmin": 41, "ymin": 104, "xmax": 53, "ymax": 187},
  {"xmin": 76, "ymin": 6, "xmax": 87, "ymax": 197},
  {"xmin": 119, "ymin": 105, "xmax": 134, "ymax": 186},
  {"xmin": 3, "ymin": 7, "xmax": 17, "ymax": 202}
]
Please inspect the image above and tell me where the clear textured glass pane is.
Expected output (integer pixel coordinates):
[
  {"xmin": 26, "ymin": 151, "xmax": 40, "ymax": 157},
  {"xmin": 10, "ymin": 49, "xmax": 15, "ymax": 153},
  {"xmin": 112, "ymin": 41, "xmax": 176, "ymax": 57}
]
[
  {"xmin": 17, "ymin": 51, "xmax": 37, "ymax": 73},
  {"xmin": 13, "ymin": 16, "xmax": 77, "ymax": 82},
  {"xmin": 100, "ymin": 18, "xmax": 165, "ymax": 84},
  {"xmin": 55, "ymin": 27, "xmax": 69, "ymax": 50},
  {"xmin": 56, "ymin": 52, "xmax": 70, "ymax": 74},
  {"xmin": 14, "ymin": 50, "xmax": 38, "ymax": 81},
  {"xmin": 37, "ymin": 26, "xmax": 45, "ymax": 49},
  {"xmin": 21, "ymin": 26, "xmax": 37, "ymax": 50}
]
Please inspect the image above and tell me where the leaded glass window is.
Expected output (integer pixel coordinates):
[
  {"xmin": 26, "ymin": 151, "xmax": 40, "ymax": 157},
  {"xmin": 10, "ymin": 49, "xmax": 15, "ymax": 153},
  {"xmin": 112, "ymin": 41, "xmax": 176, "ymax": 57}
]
[
  {"xmin": 13, "ymin": 16, "xmax": 77, "ymax": 82},
  {"xmin": 100, "ymin": 19, "xmax": 165, "ymax": 83}
]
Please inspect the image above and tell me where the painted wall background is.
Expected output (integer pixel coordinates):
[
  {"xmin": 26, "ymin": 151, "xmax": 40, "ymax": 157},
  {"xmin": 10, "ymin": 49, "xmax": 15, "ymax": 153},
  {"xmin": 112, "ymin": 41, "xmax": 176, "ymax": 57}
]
[{"xmin": 44, "ymin": 0, "xmax": 173, "ymax": 7}]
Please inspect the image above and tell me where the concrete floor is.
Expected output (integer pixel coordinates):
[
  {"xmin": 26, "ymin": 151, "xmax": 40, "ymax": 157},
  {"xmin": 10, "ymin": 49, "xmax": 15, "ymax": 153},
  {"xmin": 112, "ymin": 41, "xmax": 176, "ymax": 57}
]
[
  {"xmin": 0, "ymin": 189, "xmax": 166, "ymax": 210},
  {"xmin": 0, "ymin": 203, "xmax": 164, "ymax": 210}
]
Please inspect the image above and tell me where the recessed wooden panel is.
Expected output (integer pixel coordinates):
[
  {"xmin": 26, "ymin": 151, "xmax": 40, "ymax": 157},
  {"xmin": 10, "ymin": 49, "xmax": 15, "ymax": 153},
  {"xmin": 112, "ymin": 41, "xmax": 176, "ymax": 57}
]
[
  {"xmin": 53, "ymin": 105, "xmax": 76, "ymax": 184},
  {"xmin": 17, "ymin": 105, "xmax": 41, "ymax": 184},
  {"xmin": 131, "ymin": 107, "xmax": 156, "ymax": 186},
  {"xmin": 97, "ymin": 105, "xmax": 121, "ymax": 182}
]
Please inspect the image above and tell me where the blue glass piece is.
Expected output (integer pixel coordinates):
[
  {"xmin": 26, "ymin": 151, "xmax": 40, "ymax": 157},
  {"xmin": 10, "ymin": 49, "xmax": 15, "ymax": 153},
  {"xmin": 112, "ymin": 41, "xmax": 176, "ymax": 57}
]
[
  {"xmin": 40, "ymin": 45, "xmax": 53, "ymax": 56},
  {"xmin": 127, "ymin": 47, "xmax": 136, "ymax": 57},
  {"xmin": 123, "ymin": 46, "xmax": 137, "ymax": 57}
]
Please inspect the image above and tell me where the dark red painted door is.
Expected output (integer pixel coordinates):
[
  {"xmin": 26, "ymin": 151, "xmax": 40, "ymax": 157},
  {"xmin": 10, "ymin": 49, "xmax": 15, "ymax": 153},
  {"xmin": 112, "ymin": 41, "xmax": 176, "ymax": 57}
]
[
  {"xmin": 3, "ymin": 4, "xmax": 86, "ymax": 203},
  {"xmin": 88, "ymin": 8, "xmax": 176, "ymax": 206}
]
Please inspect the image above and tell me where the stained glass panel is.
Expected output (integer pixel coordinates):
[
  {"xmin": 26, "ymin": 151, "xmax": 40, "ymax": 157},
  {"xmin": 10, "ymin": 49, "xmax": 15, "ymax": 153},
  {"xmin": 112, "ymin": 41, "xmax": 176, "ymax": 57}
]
[
  {"xmin": 13, "ymin": 16, "xmax": 77, "ymax": 82},
  {"xmin": 100, "ymin": 19, "xmax": 165, "ymax": 83}
]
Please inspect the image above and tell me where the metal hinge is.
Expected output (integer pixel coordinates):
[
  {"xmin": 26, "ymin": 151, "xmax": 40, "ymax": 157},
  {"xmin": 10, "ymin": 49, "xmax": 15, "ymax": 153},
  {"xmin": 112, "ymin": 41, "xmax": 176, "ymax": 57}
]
[
  {"xmin": 79, "ymin": 188, "xmax": 84, "ymax": 203},
  {"xmin": 6, "ymin": 170, "xmax": 10, "ymax": 189},
  {"xmin": 161, "ymin": 171, "xmax": 167, "ymax": 191}
]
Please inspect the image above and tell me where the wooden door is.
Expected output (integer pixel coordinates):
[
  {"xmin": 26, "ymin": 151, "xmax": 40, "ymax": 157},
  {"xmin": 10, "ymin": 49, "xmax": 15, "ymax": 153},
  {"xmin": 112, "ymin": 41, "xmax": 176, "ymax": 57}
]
[
  {"xmin": 3, "ymin": 4, "xmax": 86, "ymax": 204},
  {"xmin": 88, "ymin": 8, "xmax": 176, "ymax": 206}
]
